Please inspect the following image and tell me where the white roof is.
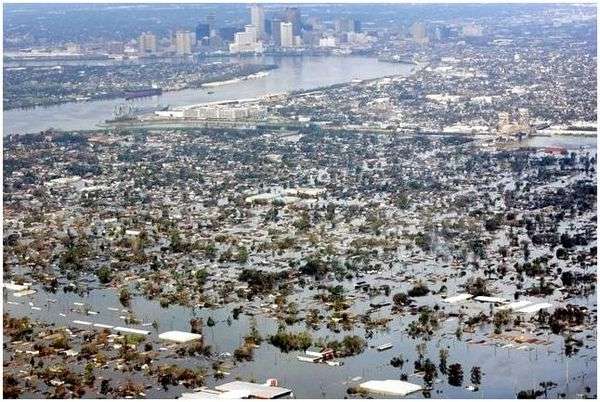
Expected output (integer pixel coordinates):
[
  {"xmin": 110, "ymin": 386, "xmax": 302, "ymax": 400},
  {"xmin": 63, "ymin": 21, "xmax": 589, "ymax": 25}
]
[
  {"xmin": 181, "ymin": 390, "xmax": 251, "ymax": 399},
  {"xmin": 158, "ymin": 330, "xmax": 202, "ymax": 343},
  {"xmin": 4, "ymin": 283, "xmax": 29, "ymax": 291},
  {"xmin": 114, "ymin": 327, "xmax": 151, "ymax": 335},
  {"xmin": 93, "ymin": 323, "xmax": 114, "ymax": 329},
  {"xmin": 359, "ymin": 380, "xmax": 423, "ymax": 396},
  {"xmin": 72, "ymin": 320, "xmax": 93, "ymax": 326},
  {"xmin": 214, "ymin": 381, "xmax": 291, "ymax": 399},
  {"xmin": 13, "ymin": 289, "xmax": 36, "ymax": 297},
  {"xmin": 443, "ymin": 293, "xmax": 473, "ymax": 304},
  {"xmin": 516, "ymin": 302, "xmax": 553, "ymax": 314},
  {"xmin": 474, "ymin": 296, "xmax": 508, "ymax": 303},
  {"xmin": 498, "ymin": 300, "xmax": 534, "ymax": 311}
]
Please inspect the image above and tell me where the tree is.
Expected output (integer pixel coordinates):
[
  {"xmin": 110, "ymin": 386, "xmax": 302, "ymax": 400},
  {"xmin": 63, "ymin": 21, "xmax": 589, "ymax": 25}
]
[
  {"xmin": 423, "ymin": 359, "xmax": 437, "ymax": 387},
  {"xmin": 439, "ymin": 348, "xmax": 449, "ymax": 374},
  {"xmin": 448, "ymin": 363, "xmax": 464, "ymax": 386},
  {"xmin": 464, "ymin": 277, "xmax": 490, "ymax": 297},
  {"xmin": 393, "ymin": 292, "xmax": 410, "ymax": 307},
  {"xmin": 390, "ymin": 355, "xmax": 404, "ymax": 368},
  {"xmin": 237, "ymin": 246, "xmax": 249, "ymax": 263},
  {"xmin": 560, "ymin": 271, "xmax": 574, "ymax": 287},
  {"xmin": 471, "ymin": 366, "xmax": 482, "ymax": 387},
  {"xmin": 195, "ymin": 269, "xmax": 208, "ymax": 286},
  {"xmin": 97, "ymin": 266, "xmax": 112, "ymax": 284},
  {"xmin": 119, "ymin": 288, "xmax": 131, "ymax": 306},
  {"xmin": 407, "ymin": 282, "xmax": 429, "ymax": 297}
]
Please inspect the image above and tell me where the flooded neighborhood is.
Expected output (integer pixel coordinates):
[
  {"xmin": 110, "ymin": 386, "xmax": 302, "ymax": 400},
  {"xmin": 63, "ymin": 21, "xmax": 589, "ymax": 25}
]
[{"xmin": 2, "ymin": 2, "xmax": 597, "ymax": 400}]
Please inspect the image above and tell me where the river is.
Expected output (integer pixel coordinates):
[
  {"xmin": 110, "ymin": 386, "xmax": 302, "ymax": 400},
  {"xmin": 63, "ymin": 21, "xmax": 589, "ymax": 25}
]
[{"xmin": 3, "ymin": 56, "xmax": 413, "ymax": 135}]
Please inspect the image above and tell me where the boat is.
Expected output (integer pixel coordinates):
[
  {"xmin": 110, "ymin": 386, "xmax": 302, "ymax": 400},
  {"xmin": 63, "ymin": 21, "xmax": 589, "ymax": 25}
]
[{"xmin": 377, "ymin": 343, "xmax": 393, "ymax": 351}]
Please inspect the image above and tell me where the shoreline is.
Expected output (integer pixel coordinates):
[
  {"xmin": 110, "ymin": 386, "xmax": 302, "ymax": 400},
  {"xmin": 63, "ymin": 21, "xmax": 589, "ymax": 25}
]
[{"xmin": 3, "ymin": 64, "xmax": 278, "ymax": 112}]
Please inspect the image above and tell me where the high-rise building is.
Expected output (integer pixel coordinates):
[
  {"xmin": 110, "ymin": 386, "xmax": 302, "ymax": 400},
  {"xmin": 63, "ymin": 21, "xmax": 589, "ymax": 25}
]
[
  {"xmin": 307, "ymin": 17, "xmax": 323, "ymax": 31},
  {"xmin": 265, "ymin": 18, "xmax": 272, "ymax": 36},
  {"xmin": 285, "ymin": 7, "xmax": 301, "ymax": 36},
  {"xmin": 280, "ymin": 22, "xmax": 294, "ymax": 47},
  {"xmin": 434, "ymin": 26, "xmax": 451, "ymax": 41},
  {"xmin": 335, "ymin": 18, "xmax": 352, "ymax": 33},
  {"xmin": 410, "ymin": 22, "xmax": 428, "ymax": 44},
  {"xmin": 107, "ymin": 41, "xmax": 124, "ymax": 54},
  {"xmin": 245, "ymin": 24, "xmax": 258, "ymax": 42},
  {"xmin": 174, "ymin": 30, "xmax": 193, "ymax": 55},
  {"xmin": 462, "ymin": 23, "xmax": 483, "ymax": 37},
  {"xmin": 271, "ymin": 19, "xmax": 282, "ymax": 46},
  {"xmin": 353, "ymin": 20, "xmax": 362, "ymax": 33},
  {"xmin": 219, "ymin": 27, "xmax": 238, "ymax": 42},
  {"xmin": 139, "ymin": 32, "xmax": 157, "ymax": 54},
  {"xmin": 229, "ymin": 25, "xmax": 263, "ymax": 54},
  {"xmin": 196, "ymin": 23, "xmax": 210, "ymax": 40},
  {"xmin": 250, "ymin": 4, "xmax": 266, "ymax": 40}
]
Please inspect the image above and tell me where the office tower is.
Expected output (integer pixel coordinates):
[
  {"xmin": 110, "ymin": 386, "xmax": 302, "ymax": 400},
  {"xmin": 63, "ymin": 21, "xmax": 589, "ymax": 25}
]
[
  {"xmin": 285, "ymin": 7, "xmax": 301, "ymax": 35},
  {"xmin": 138, "ymin": 32, "xmax": 157, "ymax": 54},
  {"xmin": 107, "ymin": 41, "xmax": 124, "ymax": 54},
  {"xmin": 434, "ymin": 25, "xmax": 450, "ymax": 41},
  {"xmin": 229, "ymin": 25, "xmax": 263, "ymax": 54},
  {"xmin": 271, "ymin": 19, "xmax": 282, "ymax": 46},
  {"xmin": 335, "ymin": 18, "xmax": 352, "ymax": 33},
  {"xmin": 353, "ymin": 20, "xmax": 362, "ymax": 33},
  {"xmin": 280, "ymin": 22, "xmax": 294, "ymax": 47},
  {"xmin": 265, "ymin": 18, "xmax": 272, "ymax": 36},
  {"xmin": 462, "ymin": 23, "xmax": 483, "ymax": 37},
  {"xmin": 219, "ymin": 27, "xmax": 238, "ymax": 42},
  {"xmin": 174, "ymin": 30, "xmax": 193, "ymax": 55},
  {"xmin": 245, "ymin": 24, "xmax": 258, "ymax": 42},
  {"xmin": 196, "ymin": 23, "xmax": 210, "ymax": 40},
  {"xmin": 307, "ymin": 17, "xmax": 323, "ymax": 31},
  {"xmin": 250, "ymin": 4, "xmax": 266, "ymax": 40},
  {"xmin": 319, "ymin": 36, "xmax": 337, "ymax": 47},
  {"xmin": 410, "ymin": 22, "xmax": 428, "ymax": 44}
]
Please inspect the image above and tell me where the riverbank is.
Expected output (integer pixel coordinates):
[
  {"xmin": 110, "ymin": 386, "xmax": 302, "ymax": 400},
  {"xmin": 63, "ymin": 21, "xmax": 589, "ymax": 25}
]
[
  {"xmin": 3, "ymin": 64, "xmax": 277, "ymax": 111},
  {"xmin": 4, "ymin": 56, "xmax": 413, "ymax": 135}
]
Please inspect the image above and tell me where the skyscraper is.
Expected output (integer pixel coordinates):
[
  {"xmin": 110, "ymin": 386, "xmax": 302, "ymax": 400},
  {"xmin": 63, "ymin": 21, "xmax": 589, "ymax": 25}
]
[
  {"xmin": 285, "ymin": 7, "xmax": 301, "ymax": 36},
  {"xmin": 229, "ymin": 25, "xmax": 263, "ymax": 54},
  {"xmin": 138, "ymin": 32, "xmax": 157, "ymax": 54},
  {"xmin": 196, "ymin": 23, "xmax": 210, "ymax": 40},
  {"xmin": 410, "ymin": 22, "xmax": 428, "ymax": 44},
  {"xmin": 280, "ymin": 22, "xmax": 294, "ymax": 47},
  {"xmin": 219, "ymin": 27, "xmax": 238, "ymax": 42},
  {"xmin": 251, "ymin": 4, "xmax": 266, "ymax": 40},
  {"xmin": 271, "ymin": 19, "xmax": 282, "ymax": 46},
  {"xmin": 174, "ymin": 31, "xmax": 193, "ymax": 55}
]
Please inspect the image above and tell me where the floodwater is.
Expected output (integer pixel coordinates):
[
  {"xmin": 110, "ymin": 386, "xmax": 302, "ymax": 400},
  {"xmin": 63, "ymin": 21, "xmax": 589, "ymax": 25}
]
[
  {"xmin": 4, "ymin": 253, "xmax": 597, "ymax": 399},
  {"xmin": 3, "ymin": 56, "xmax": 413, "ymax": 135},
  {"xmin": 2, "ymin": 55, "xmax": 597, "ymax": 398}
]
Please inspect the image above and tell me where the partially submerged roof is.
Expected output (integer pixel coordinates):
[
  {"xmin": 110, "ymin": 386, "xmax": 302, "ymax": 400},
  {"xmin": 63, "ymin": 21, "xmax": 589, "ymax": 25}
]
[
  {"xmin": 158, "ymin": 330, "xmax": 202, "ymax": 343},
  {"xmin": 474, "ymin": 296, "xmax": 508, "ymax": 303},
  {"xmin": 181, "ymin": 389, "xmax": 251, "ymax": 399},
  {"xmin": 359, "ymin": 380, "xmax": 423, "ymax": 396},
  {"xmin": 498, "ymin": 300, "xmax": 534, "ymax": 311},
  {"xmin": 214, "ymin": 381, "xmax": 292, "ymax": 399},
  {"xmin": 114, "ymin": 326, "xmax": 151, "ymax": 336},
  {"xmin": 443, "ymin": 293, "xmax": 473, "ymax": 304},
  {"xmin": 4, "ymin": 282, "xmax": 29, "ymax": 292},
  {"xmin": 516, "ymin": 302, "xmax": 553, "ymax": 314},
  {"xmin": 13, "ymin": 289, "xmax": 37, "ymax": 297}
]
